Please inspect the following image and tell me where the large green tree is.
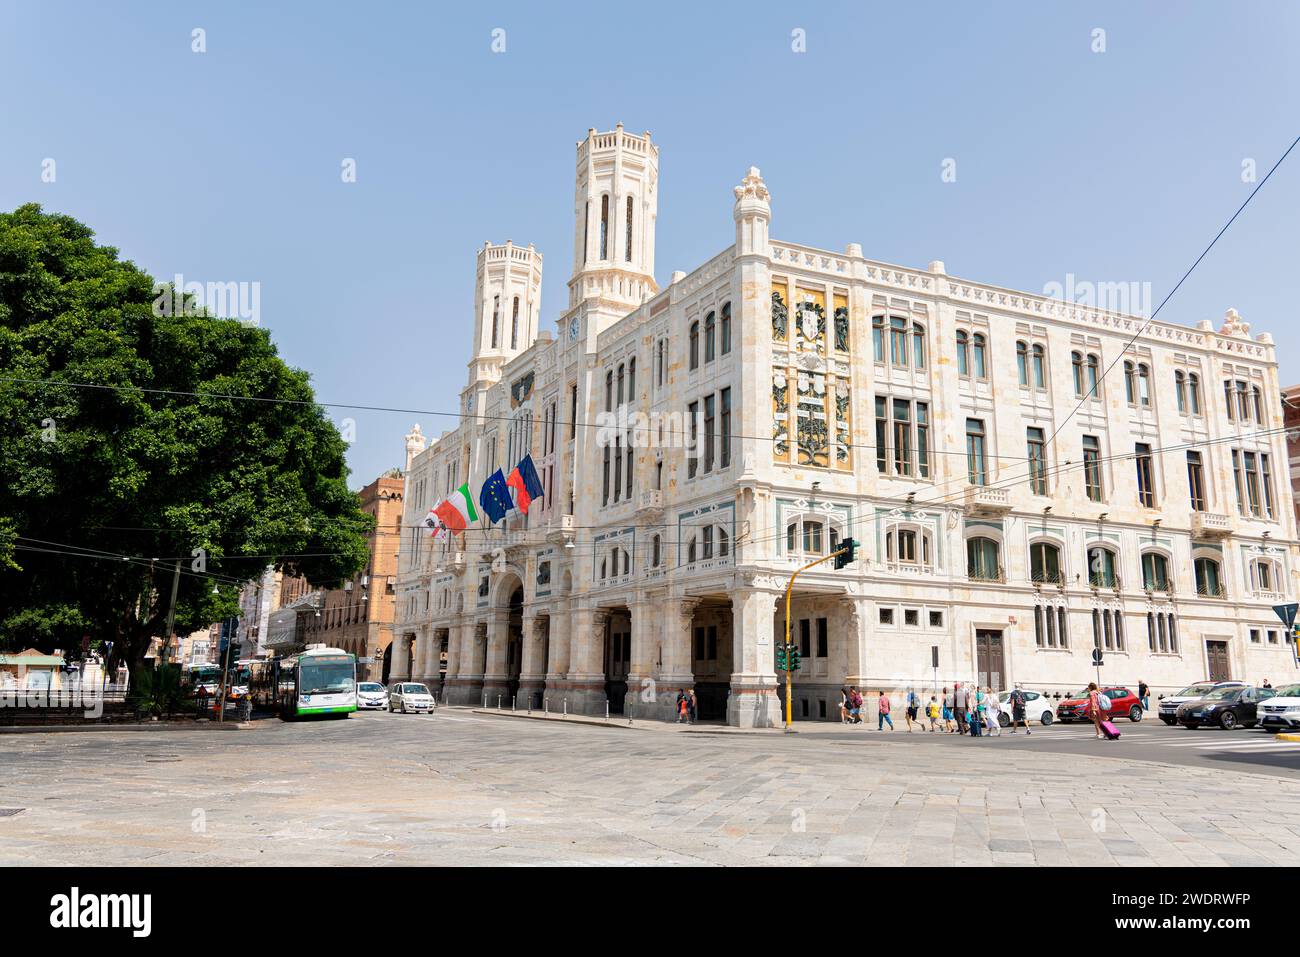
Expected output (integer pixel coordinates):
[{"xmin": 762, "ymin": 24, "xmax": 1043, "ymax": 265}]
[{"xmin": 0, "ymin": 204, "xmax": 372, "ymax": 664}]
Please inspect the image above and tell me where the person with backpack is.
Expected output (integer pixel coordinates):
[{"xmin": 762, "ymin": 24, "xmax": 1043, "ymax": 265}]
[
  {"xmin": 877, "ymin": 690, "xmax": 894, "ymax": 731},
  {"xmin": 926, "ymin": 695, "xmax": 941, "ymax": 732},
  {"xmin": 1008, "ymin": 685, "xmax": 1031, "ymax": 735},
  {"xmin": 849, "ymin": 687, "xmax": 863, "ymax": 724},
  {"xmin": 1087, "ymin": 682, "xmax": 1113, "ymax": 739},
  {"xmin": 904, "ymin": 687, "xmax": 921, "ymax": 732}
]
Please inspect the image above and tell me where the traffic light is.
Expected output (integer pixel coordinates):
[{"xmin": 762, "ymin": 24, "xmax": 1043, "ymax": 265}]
[
  {"xmin": 834, "ymin": 538, "xmax": 858, "ymax": 570},
  {"xmin": 775, "ymin": 643, "xmax": 788, "ymax": 671},
  {"xmin": 788, "ymin": 643, "xmax": 802, "ymax": 672}
]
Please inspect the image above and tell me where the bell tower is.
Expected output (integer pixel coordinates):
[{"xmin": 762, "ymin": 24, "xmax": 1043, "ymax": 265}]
[
  {"xmin": 568, "ymin": 124, "xmax": 658, "ymax": 319},
  {"xmin": 467, "ymin": 240, "xmax": 543, "ymax": 391}
]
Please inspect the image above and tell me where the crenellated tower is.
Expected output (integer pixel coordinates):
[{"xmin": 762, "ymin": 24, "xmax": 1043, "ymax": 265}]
[{"xmin": 566, "ymin": 124, "xmax": 658, "ymax": 338}]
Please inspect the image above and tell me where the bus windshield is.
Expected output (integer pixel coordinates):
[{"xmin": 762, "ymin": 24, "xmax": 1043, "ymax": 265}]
[{"xmin": 299, "ymin": 658, "xmax": 355, "ymax": 695}]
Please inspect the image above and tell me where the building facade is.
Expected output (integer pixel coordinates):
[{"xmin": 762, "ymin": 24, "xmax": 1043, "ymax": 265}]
[
  {"xmin": 394, "ymin": 124, "xmax": 1300, "ymax": 726},
  {"xmin": 236, "ymin": 566, "xmax": 310, "ymax": 658},
  {"xmin": 298, "ymin": 474, "xmax": 404, "ymax": 681}
]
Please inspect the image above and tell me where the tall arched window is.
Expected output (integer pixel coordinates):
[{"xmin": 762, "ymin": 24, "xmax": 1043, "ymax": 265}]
[
  {"xmin": 972, "ymin": 333, "xmax": 988, "ymax": 379},
  {"xmin": 1032, "ymin": 343, "xmax": 1046, "ymax": 388},
  {"xmin": 704, "ymin": 312, "xmax": 716, "ymax": 362},
  {"xmin": 956, "ymin": 330, "xmax": 970, "ymax": 376},
  {"xmin": 1016, "ymin": 341, "xmax": 1029, "ymax": 386},
  {"xmin": 627, "ymin": 357, "xmax": 636, "ymax": 399},
  {"xmin": 511, "ymin": 296, "xmax": 520, "ymax": 350},
  {"xmin": 912, "ymin": 322, "xmax": 925, "ymax": 368},
  {"xmin": 872, "ymin": 315, "xmax": 886, "ymax": 362},
  {"xmin": 1124, "ymin": 361, "xmax": 1136, "ymax": 403},
  {"xmin": 1086, "ymin": 353, "xmax": 1100, "ymax": 397},
  {"xmin": 1071, "ymin": 351, "xmax": 1084, "ymax": 396},
  {"xmin": 1141, "ymin": 552, "xmax": 1170, "ymax": 591},
  {"xmin": 1187, "ymin": 373, "xmax": 1202, "ymax": 414},
  {"xmin": 625, "ymin": 195, "xmax": 633, "ymax": 262},
  {"xmin": 599, "ymin": 194, "xmax": 609, "ymax": 259},
  {"xmin": 605, "ymin": 370, "xmax": 613, "ymax": 412},
  {"xmin": 720, "ymin": 303, "xmax": 732, "ymax": 355},
  {"xmin": 688, "ymin": 321, "xmax": 700, "ymax": 370},
  {"xmin": 1137, "ymin": 363, "xmax": 1151, "ymax": 406},
  {"xmin": 1194, "ymin": 557, "xmax": 1223, "ymax": 597},
  {"xmin": 1030, "ymin": 541, "xmax": 1062, "ymax": 585},
  {"xmin": 491, "ymin": 295, "xmax": 500, "ymax": 349},
  {"xmin": 966, "ymin": 537, "xmax": 1001, "ymax": 582},
  {"xmin": 651, "ymin": 534, "xmax": 662, "ymax": 567},
  {"xmin": 1087, "ymin": 546, "xmax": 1118, "ymax": 588},
  {"xmin": 1174, "ymin": 370, "xmax": 1187, "ymax": 413},
  {"xmin": 616, "ymin": 364, "xmax": 625, "ymax": 406}
]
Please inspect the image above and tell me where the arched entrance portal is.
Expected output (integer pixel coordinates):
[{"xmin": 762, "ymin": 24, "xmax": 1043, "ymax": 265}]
[
  {"xmin": 505, "ymin": 585, "xmax": 523, "ymax": 704},
  {"xmin": 381, "ymin": 642, "xmax": 392, "ymax": 685},
  {"xmin": 604, "ymin": 608, "xmax": 631, "ymax": 715}
]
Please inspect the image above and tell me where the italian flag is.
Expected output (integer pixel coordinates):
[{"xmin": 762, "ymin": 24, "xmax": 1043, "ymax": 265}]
[{"xmin": 433, "ymin": 482, "xmax": 478, "ymax": 535}]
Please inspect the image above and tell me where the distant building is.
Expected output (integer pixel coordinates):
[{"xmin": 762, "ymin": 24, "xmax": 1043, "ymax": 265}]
[
  {"xmin": 1283, "ymin": 385, "xmax": 1300, "ymax": 527},
  {"xmin": 300, "ymin": 474, "xmax": 403, "ymax": 681},
  {"xmin": 237, "ymin": 567, "xmax": 311, "ymax": 658},
  {"xmin": 265, "ymin": 591, "xmax": 324, "ymax": 656}
]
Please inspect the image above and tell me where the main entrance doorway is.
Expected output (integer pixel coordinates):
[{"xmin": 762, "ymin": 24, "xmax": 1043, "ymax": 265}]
[
  {"xmin": 505, "ymin": 586, "xmax": 523, "ymax": 703},
  {"xmin": 1206, "ymin": 640, "xmax": 1231, "ymax": 681},
  {"xmin": 975, "ymin": 629, "xmax": 1005, "ymax": 690},
  {"xmin": 604, "ymin": 611, "xmax": 630, "ymax": 715}
]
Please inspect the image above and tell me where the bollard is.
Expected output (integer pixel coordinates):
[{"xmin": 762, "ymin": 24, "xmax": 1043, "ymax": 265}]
[
  {"xmin": 497, "ymin": 694, "xmax": 502, "ymax": 710},
  {"xmin": 544, "ymin": 696, "xmax": 549, "ymax": 715},
  {"xmin": 511, "ymin": 695, "xmax": 516, "ymax": 712},
  {"xmin": 563, "ymin": 698, "xmax": 568, "ymax": 718},
  {"xmin": 605, "ymin": 701, "xmax": 609, "ymax": 721},
  {"xmin": 482, "ymin": 691, "xmax": 487, "ymax": 709},
  {"xmin": 527, "ymin": 696, "xmax": 532, "ymax": 714}
]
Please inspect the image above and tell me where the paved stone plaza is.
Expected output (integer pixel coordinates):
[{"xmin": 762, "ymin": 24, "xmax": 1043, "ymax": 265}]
[{"xmin": 2, "ymin": 711, "xmax": 1298, "ymax": 866}]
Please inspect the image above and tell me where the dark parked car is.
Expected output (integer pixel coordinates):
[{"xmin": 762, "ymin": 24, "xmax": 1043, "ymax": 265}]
[
  {"xmin": 1056, "ymin": 686, "xmax": 1143, "ymax": 723},
  {"xmin": 1175, "ymin": 685, "xmax": 1276, "ymax": 730}
]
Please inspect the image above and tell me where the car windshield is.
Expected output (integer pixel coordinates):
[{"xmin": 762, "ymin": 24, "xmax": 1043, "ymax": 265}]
[
  {"xmin": 1274, "ymin": 684, "xmax": 1300, "ymax": 697},
  {"xmin": 358, "ymin": 683, "xmax": 384, "ymax": 692},
  {"xmin": 1175, "ymin": 683, "xmax": 1218, "ymax": 697},
  {"xmin": 1202, "ymin": 688, "xmax": 1242, "ymax": 701},
  {"xmin": 403, "ymin": 684, "xmax": 430, "ymax": 695}
]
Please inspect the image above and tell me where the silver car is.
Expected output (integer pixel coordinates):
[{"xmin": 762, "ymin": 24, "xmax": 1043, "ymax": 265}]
[{"xmin": 388, "ymin": 682, "xmax": 436, "ymax": 714}]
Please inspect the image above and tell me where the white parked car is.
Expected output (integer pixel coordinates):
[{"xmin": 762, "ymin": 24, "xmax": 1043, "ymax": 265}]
[
  {"xmin": 1258, "ymin": 683, "xmax": 1300, "ymax": 732},
  {"xmin": 388, "ymin": 682, "xmax": 435, "ymax": 714},
  {"xmin": 356, "ymin": 682, "xmax": 388, "ymax": 710},
  {"xmin": 995, "ymin": 689, "xmax": 1054, "ymax": 726},
  {"xmin": 1157, "ymin": 681, "xmax": 1245, "ymax": 725}
]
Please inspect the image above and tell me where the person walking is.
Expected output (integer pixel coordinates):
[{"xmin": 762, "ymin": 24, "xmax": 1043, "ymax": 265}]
[
  {"xmin": 984, "ymin": 687, "xmax": 1001, "ymax": 736},
  {"xmin": 839, "ymin": 686, "xmax": 850, "ymax": 724},
  {"xmin": 942, "ymin": 686, "xmax": 955, "ymax": 733},
  {"xmin": 1138, "ymin": 679, "xmax": 1150, "ymax": 711},
  {"xmin": 687, "ymin": 688, "xmax": 698, "ymax": 724},
  {"xmin": 1086, "ymin": 681, "xmax": 1106, "ymax": 739},
  {"xmin": 904, "ymin": 687, "xmax": 921, "ymax": 732},
  {"xmin": 849, "ymin": 687, "xmax": 863, "ymax": 724},
  {"xmin": 954, "ymin": 682, "xmax": 968, "ymax": 735},
  {"xmin": 877, "ymin": 690, "xmax": 894, "ymax": 731},
  {"xmin": 676, "ymin": 688, "xmax": 687, "ymax": 723},
  {"xmin": 1007, "ymin": 685, "xmax": 1031, "ymax": 735},
  {"xmin": 927, "ymin": 695, "xmax": 941, "ymax": 732}
]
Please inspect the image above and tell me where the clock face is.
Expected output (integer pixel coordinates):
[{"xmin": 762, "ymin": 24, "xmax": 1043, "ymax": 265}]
[{"xmin": 569, "ymin": 317, "xmax": 580, "ymax": 341}]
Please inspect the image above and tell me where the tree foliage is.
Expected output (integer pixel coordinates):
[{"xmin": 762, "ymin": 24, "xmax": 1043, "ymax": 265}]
[{"xmin": 0, "ymin": 204, "xmax": 372, "ymax": 662}]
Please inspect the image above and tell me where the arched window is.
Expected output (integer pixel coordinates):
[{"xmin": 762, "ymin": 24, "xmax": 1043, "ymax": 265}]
[
  {"xmin": 627, "ymin": 357, "xmax": 636, "ymax": 399},
  {"xmin": 966, "ymin": 537, "xmax": 1001, "ymax": 582},
  {"xmin": 1086, "ymin": 353, "xmax": 1100, "ymax": 397},
  {"xmin": 956, "ymin": 329, "xmax": 969, "ymax": 376},
  {"xmin": 1194, "ymin": 557, "xmax": 1223, "ymax": 597},
  {"xmin": 912, "ymin": 322, "xmax": 926, "ymax": 368},
  {"xmin": 1016, "ymin": 341, "xmax": 1029, "ymax": 386},
  {"xmin": 616, "ymin": 363, "xmax": 625, "ymax": 406},
  {"xmin": 872, "ymin": 315, "xmax": 885, "ymax": 362},
  {"xmin": 1251, "ymin": 557, "xmax": 1281, "ymax": 594},
  {"xmin": 886, "ymin": 526, "xmax": 931, "ymax": 568},
  {"xmin": 604, "ymin": 370, "xmax": 613, "ymax": 412},
  {"xmin": 688, "ymin": 321, "xmax": 700, "ymax": 370},
  {"xmin": 1137, "ymin": 363, "xmax": 1151, "ymax": 406},
  {"xmin": 599, "ymin": 194, "xmax": 609, "ymax": 259},
  {"xmin": 1174, "ymin": 370, "xmax": 1187, "ymax": 413},
  {"xmin": 1032, "ymin": 343, "xmax": 1046, "ymax": 388},
  {"xmin": 972, "ymin": 333, "xmax": 988, "ymax": 379},
  {"xmin": 625, "ymin": 195, "xmax": 633, "ymax": 262},
  {"xmin": 651, "ymin": 534, "xmax": 661, "ymax": 567},
  {"xmin": 1030, "ymin": 541, "xmax": 1062, "ymax": 585},
  {"xmin": 718, "ymin": 526, "xmax": 730, "ymax": 558},
  {"xmin": 491, "ymin": 295, "xmax": 500, "ymax": 349},
  {"xmin": 720, "ymin": 303, "xmax": 732, "ymax": 355},
  {"xmin": 1187, "ymin": 373, "xmax": 1201, "ymax": 415},
  {"xmin": 1124, "ymin": 361, "xmax": 1136, "ymax": 403},
  {"xmin": 704, "ymin": 312, "xmax": 716, "ymax": 363},
  {"xmin": 1087, "ymin": 546, "xmax": 1118, "ymax": 588},
  {"xmin": 890, "ymin": 316, "xmax": 908, "ymax": 366},
  {"xmin": 1141, "ymin": 552, "xmax": 1170, "ymax": 592},
  {"xmin": 687, "ymin": 536, "xmax": 697, "ymax": 565},
  {"xmin": 1252, "ymin": 384, "xmax": 1264, "ymax": 424},
  {"xmin": 802, "ymin": 521, "xmax": 824, "ymax": 554},
  {"xmin": 1071, "ymin": 351, "xmax": 1084, "ymax": 396},
  {"xmin": 511, "ymin": 296, "xmax": 520, "ymax": 350}
]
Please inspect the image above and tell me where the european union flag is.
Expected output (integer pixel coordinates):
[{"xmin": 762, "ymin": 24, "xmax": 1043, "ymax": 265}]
[{"xmin": 478, "ymin": 468, "xmax": 513, "ymax": 524}]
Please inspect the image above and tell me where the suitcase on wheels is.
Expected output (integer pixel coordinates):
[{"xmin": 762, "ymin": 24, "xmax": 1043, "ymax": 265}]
[{"xmin": 1099, "ymin": 719, "xmax": 1121, "ymax": 740}]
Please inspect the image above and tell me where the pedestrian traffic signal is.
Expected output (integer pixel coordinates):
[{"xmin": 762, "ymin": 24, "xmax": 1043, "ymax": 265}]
[
  {"xmin": 788, "ymin": 644, "xmax": 802, "ymax": 672},
  {"xmin": 833, "ymin": 538, "xmax": 858, "ymax": 570},
  {"xmin": 775, "ymin": 642, "xmax": 788, "ymax": 671}
]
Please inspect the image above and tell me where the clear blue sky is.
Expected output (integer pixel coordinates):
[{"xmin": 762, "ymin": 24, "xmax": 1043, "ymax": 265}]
[{"xmin": 2, "ymin": 1, "xmax": 1296, "ymax": 486}]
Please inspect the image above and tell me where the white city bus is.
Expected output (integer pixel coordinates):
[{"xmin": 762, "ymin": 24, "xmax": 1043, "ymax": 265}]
[{"xmin": 274, "ymin": 647, "xmax": 357, "ymax": 719}]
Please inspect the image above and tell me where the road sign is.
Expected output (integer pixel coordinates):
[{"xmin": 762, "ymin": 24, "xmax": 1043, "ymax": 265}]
[
  {"xmin": 1091, "ymin": 647, "xmax": 1104, "ymax": 667},
  {"xmin": 1272, "ymin": 603, "xmax": 1298, "ymax": 630}
]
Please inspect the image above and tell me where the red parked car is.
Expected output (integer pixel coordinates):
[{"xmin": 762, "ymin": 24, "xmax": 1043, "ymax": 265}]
[{"xmin": 1055, "ymin": 686, "xmax": 1143, "ymax": 723}]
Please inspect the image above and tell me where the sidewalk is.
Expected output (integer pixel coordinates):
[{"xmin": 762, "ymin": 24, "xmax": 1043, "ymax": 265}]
[{"xmin": 464, "ymin": 705, "xmax": 928, "ymax": 736}]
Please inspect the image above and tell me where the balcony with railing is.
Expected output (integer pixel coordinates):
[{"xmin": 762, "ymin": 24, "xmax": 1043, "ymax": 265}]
[
  {"xmin": 968, "ymin": 565, "xmax": 1005, "ymax": 584},
  {"xmin": 1031, "ymin": 570, "xmax": 1066, "ymax": 589},
  {"xmin": 1088, "ymin": 572, "xmax": 1122, "ymax": 593},
  {"xmin": 1194, "ymin": 579, "xmax": 1226, "ymax": 599},
  {"xmin": 963, "ymin": 486, "xmax": 1011, "ymax": 515},
  {"xmin": 1191, "ymin": 511, "xmax": 1232, "ymax": 538},
  {"xmin": 1143, "ymin": 577, "xmax": 1174, "ymax": 596},
  {"xmin": 636, "ymin": 489, "xmax": 664, "ymax": 516}
]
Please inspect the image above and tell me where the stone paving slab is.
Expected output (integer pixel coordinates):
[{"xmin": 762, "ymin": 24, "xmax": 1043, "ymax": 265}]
[{"xmin": 1, "ymin": 710, "xmax": 1297, "ymax": 866}]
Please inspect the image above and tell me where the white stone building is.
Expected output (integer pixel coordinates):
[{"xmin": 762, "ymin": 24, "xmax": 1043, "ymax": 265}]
[{"xmin": 393, "ymin": 124, "xmax": 1300, "ymax": 726}]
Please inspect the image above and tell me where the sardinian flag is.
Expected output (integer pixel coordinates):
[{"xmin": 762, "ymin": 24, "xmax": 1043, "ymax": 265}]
[{"xmin": 422, "ymin": 508, "xmax": 446, "ymax": 541}]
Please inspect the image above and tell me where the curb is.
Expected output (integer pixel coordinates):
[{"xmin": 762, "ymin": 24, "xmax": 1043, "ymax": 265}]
[
  {"xmin": 1278, "ymin": 732, "xmax": 1300, "ymax": 743},
  {"xmin": 469, "ymin": 708, "xmax": 639, "ymax": 730},
  {"xmin": 0, "ymin": 720, "xmax": 256, "ymax": 734},
  {"xmin": 466, "ymin": 708, "xmax": 789, "ymax": 735}
]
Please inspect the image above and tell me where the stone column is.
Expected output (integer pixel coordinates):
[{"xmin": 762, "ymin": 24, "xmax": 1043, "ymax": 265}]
[
  {"xmin": 482, "ymin": 609, "xmax": 511, "ymax": 708},
  {"xmin": 728, "ymin": 588, "xmax": 783, "ymax": 728},
  {"xmin": 518, "ymin": 613, "xmax": 548, "ymax": 710},
  {"xmin": 565, "ymin": 606, "xmax": 610, "ymax": 717},
  {"xmin": 447, "ymin": 619, "xmax": 486, "ymax": 706},
  {"xmin": 840, "ymin": 596, "xmax": 869, "ymax": 690},
  {"xmin": 654, "ymin": 597, "xmax": 699, "ymax": 721},
  {"xmin": 544, "ymin": 597, "xmax": 572, "ymax": 708},
  {"xmin": 623, "ymin": 599, "xmax": 655, "ymax": 720}
]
